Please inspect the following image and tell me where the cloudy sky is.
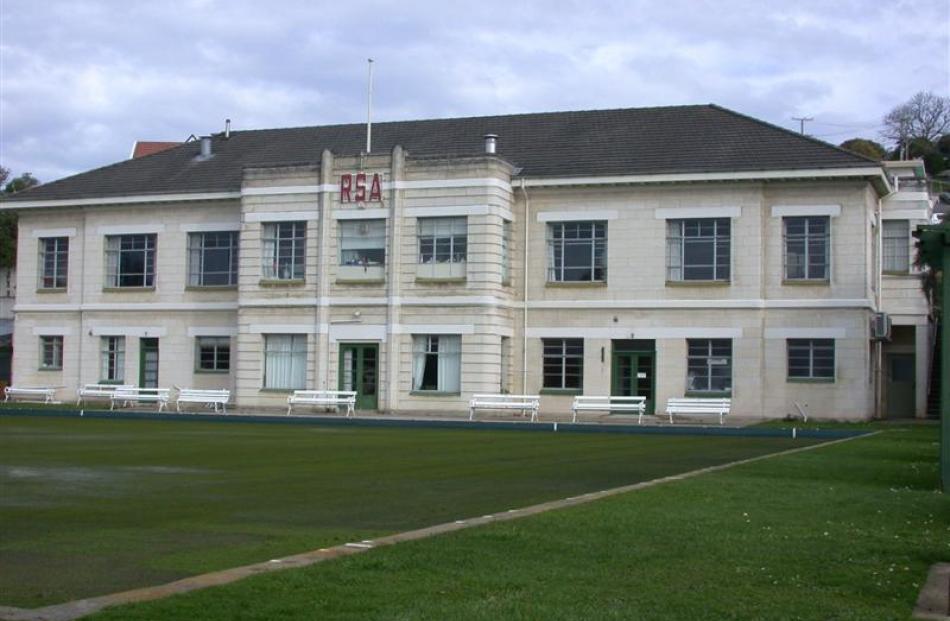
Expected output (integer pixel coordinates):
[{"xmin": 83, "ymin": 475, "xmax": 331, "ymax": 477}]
[{"xmin": 1, "ymin": 0, "xmax": 948, "ymax": 184}]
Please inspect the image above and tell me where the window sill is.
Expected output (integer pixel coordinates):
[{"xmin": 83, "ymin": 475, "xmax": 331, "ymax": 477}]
[
  {"xmin": 336, "ymin": 278, "xmax": 385, "ymax": 285},
  {"xmin": 665, "ymin": 280, "xmax": 730, "ymax": 287},
  {"xmin": 38, "ymin": 367, "xmax": 62, "ymax": 372},
  {"xmin": 786, "ymin": 377, "xmax": 835, "ymax": 384},
  {"xmin": 545, "ymin": 281, "xmax": 607, "ymax": 288},
  {"xmin": 539, "ymin": 388, "xmax": 582, "ymax": 396},
  {"xmin": 781, "ymin": 279, "xmax": 830, "ymax": 286},
  {"xmin": 882, "ymin": 271, "xmax": 911, "ymax": 277},
  {"xmin": 259, "ymin": 279, "xmax": 305, "ymax": 288},
  {"xmin": 409, "ymin": 391, "xmax": 461, "ymax": 397},
  {"xmin": 194, "ymin": 369, "xmax": 231, "ymax": 374},
  {"xmin": 685, "ymin": 390, "xmax": 731, "ymax": 398},
  {"xmin": 415, "ymin": 277, "xmax": 466, "ymax": 284},
  {"xmin": 36, "ymin": 287, "xmax": 67, "ymax": 294},
  {"xmin": 97, "ymin": 379, "xmax": 126, "ymax": 385},
  {"xmin": 185, "ymin": 285, "xmax": 238, "ymax": 291},
  {"xmin": 102, "ymin": 286, "xmax": 156, "ymax": 292},
  {"xmin": 259, "ymin": 388, "xmax": 300, "ymax": 393}
]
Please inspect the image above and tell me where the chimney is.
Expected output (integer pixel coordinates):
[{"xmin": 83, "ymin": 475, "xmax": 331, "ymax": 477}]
[
  {"xmin": 224, "ymin": 119, "xmax": 231, "ymax": 139},
  {"xmin": 199, "ymin": 135, "xmax": 213, "ymax": 158},
  {"xmin": 483, "ymin": 133, "xmax": 498, "ymax": 155}
]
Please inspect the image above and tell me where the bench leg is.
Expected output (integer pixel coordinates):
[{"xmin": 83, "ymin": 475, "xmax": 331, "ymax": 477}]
[
  {"xmin": 469, "ymin": 407, "xmax": 475, "ymax": 421},
  {"xmin": 287, "ymin": 404, "xmax": 293, "ymax": 415},
  {"xmin": 531, "ymin": 408, "xmax": 538, "ymax": 423},
  {"xmin": 572, "ymin": 409, "xmax": 577, "ymax": 424}
]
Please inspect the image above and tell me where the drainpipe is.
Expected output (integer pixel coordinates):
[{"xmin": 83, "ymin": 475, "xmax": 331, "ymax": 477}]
[
  {"xmin": 520, "ymin": 178, "xmax": 530, "ymax": 394},
  {"xmin": 875, "ymin": 195, "xmax": 883, "ymax": 419}
]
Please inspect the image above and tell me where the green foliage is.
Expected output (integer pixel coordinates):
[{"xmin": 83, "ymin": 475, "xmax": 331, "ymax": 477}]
[
  {"xmin": 3, "ymin": 171, "xmax": 38, "ymax": 194},
  {"xmin": 839, "ymin": 138, "xmax": 886, "ymax": 160},
  {"xmin": 0, "ymin": 169, "xmax": 40, "ymax": 268}
]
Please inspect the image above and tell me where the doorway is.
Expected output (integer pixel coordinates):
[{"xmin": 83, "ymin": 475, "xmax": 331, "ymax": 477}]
[
  {"xmin": 139, "ymin": 338, "xmax": 159, "ymax": 388},
  {"xmin": 339, "ymin": 343, "xmax": 379, "ymax": 410},
  {"xmin": 611, "ymin": 340, "xmax": 656, "ymax": 415},
  {"xmin": 885, "ymin": 353, "xmax": 916, "ymax": 418}
]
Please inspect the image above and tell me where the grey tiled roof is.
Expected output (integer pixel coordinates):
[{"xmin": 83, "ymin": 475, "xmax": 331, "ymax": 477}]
[{"xmin": 5, "ymin": 104, "xmax": 878, "ymax": 202}]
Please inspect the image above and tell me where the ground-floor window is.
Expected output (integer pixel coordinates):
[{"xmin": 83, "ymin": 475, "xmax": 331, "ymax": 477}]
[
  {"xmin": 542, "ymin": 338, "xmax": 583, "ymax": 390},
  {"xmin": 686, "ymin": 339, "xmax": 732, "ymax": 394},
  {"xmin": 500, "ymin": 336, "xmax": 510, "ymax": 393},
  {"xmin": 263, "ymin": 334, "xmax": 307, "ymax": 389},
  {"xmin": 412, "ymin": 335, "xmax": 461, "ymax": 392},
  {"xmin": 39, "ymin": 336, "xmax": 63, "ymax": 370},
  {"xmin": 787, "ymin": 338, "xmax": 835, "ymax": 380},
  {"xmin": 195, "ymin": 337, "xmax": 231, "ymax": 372},
  {"xmin": 100, "ymin": 336, "xmax": 125, "ymax": 382}
]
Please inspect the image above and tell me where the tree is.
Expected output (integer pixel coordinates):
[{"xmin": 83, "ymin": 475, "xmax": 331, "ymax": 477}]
[
  {"xmin": 840, "ymin": 138, "xmax": 886, "ymax": 160},
  {"xmin": 882, "ymin": 91, "xmax": 950, "ymax": 149},
  {"xmin": 0, "ymin": 168, "xmax": 40, "ymax": 269},
  {"xmin": 4, "ymin": 172, "xmax": 38, "ymax": 194}
]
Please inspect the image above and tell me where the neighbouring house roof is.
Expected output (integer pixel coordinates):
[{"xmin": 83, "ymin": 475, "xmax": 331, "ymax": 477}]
[
  {"xmin": 4, "ymin": 104, "xmax": 879, "ymax": 203},
  {"xmin": 130, "ymin": 141, "xmax": 182, "ymax": 159}
]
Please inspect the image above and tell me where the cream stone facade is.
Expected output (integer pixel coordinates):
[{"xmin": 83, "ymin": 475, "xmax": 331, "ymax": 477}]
[{"xmin": 3, "ymin": 107, "xmax": 935, "ymax": 420}]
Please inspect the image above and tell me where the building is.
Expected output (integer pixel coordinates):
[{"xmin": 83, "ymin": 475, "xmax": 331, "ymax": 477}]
[
  {"xmin": 0, "ymin": 266, "xmax": 14, "ymax": 389},
  {"xmin": 0, "ymin": 105, "xmax": 934, "ymax": 419}
]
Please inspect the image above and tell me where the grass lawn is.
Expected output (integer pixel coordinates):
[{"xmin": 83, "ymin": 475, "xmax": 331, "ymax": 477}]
[
  {"xmin": 86, "ymin": 422, "xmax": 946, "ymax": 621},
  {"xmin": 0, "ymin": 413, "xmax": 813, "ymax": 608}
]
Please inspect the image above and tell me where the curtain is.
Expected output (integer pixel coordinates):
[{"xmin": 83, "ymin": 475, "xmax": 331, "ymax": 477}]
[
  {"xmin": 105, "ymin": 236, "xmax": 120, "ymax": 286},
  {"xmin": 438, "ymin": 335, "xmax": 461, "ymax": 392},
  {"xmin": 261, "ymin": 224, "xmax": 277, "ymax": 279},
  {"xmin": 411, "ymin": 336, "xmax": 426, "ymax": 390},
  {"xmin": 265, "ymin": 335, "xmax": 305, "ymax": 389}
]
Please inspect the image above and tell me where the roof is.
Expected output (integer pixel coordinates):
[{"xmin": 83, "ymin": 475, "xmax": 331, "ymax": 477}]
[
  {"xmin": 130, "ymin": 141, "xmax": 182, "ymax": 159},
  {"xmin": 5, "ymin": 104, "xmax": 880, "ymax": 203}
]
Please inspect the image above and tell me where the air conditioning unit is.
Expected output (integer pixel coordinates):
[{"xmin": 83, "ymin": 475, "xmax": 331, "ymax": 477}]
[{"xmin": 870, "ymin": 312, "xmax": 892, "ymax": 341}]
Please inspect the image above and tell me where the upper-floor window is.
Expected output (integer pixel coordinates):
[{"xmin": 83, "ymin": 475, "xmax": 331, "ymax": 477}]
[
  {"xmin": 882, "ymin": 220, "xmax": 910, "ymax": 273},
  {"xmin": 501, "ymin": 220, "xmax": 511, "ymax": 284},
  {"xmin": 39, "ymin": 335, "xmax": 63, "ymax": 370},
  {"xmin": 195, "ymin": 336, "xmax": 231, "ymax": 372},
  {"xmin": 188, "ymin": 231, "xmax": 238, "ymax": 286},
  {"xmin": 262, "ymin": 222, "xmax": 306, "ymax": 281},
  {"xmin": 666, "ymin": 218, "xmax": 730, "ymax": 282},
  {"xmin": 418, "ymin": 217, "xmax": 467, "ymax": 264},
  {"xmin": 542, "ymin": 338, "xmax": 583, "ymax": 391},
  {"xmin": 783, "ymin": 216, "xmax": 829, "ymax": 281},
  {"xmin": 547, "ymin": 221, "xmax": 606, "ymax": 283},
  {"xmin": 105, "ymin": 234, "xmax": 155, "ymax": 288},
  {"xmin": 411, "ymin": 334, "xmax": 461, "ymax": 393},
  {"xmin": 340, "ymin": 219, "xmax": 386, "ymax": 266},
  {"xmin": 687, "ymin": 339, "xmax": 732, "ymax": 394},
  {"xmin": 38, "ymin": 237, "xmax": 68, "ymax": 289},
  {"xmin": 787, "ymin": 338, "xmax": 834, "ymax": 381}
]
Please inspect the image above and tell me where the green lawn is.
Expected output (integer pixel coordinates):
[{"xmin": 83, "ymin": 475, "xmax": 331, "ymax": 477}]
[
  {"xmin": 0, "ymin": 414, "xmax": 812, "ymax": 608},
  {"xmin": 86, "ymin": 423, "xmax": 946, "ymax": 621}
]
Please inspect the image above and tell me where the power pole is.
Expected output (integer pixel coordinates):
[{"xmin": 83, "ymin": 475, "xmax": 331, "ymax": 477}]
[{"xmin": 792, "ymin": 116, "xmax": 813, "ymax": 135}]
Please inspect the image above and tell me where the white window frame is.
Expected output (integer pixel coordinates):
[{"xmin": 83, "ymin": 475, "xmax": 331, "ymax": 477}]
[
  {"xmin": 417, "ymin": 217, "xmax": 467, "ymax": 264},
  {"xmin": 411, "ymin": 334, "xmax": 461, "ymax": 393},
  {"xmin": 188, "ymin": 231, "xmax": 238, "ymax": 286},
  {"xmin": 262, "ymin": 221, "xmax": 306, "ymax": 281},
  {"xmin": 542, "ymin": 338, "xmax": 584, "ymax": 391},
  {"xmin": 666, "ymin": 218, "xmax": 731, "ymax": 282},
  {"xmin": 39, "ymin": 335, "xmax": 63, "ymax": 370},
  {"xmin": 263, "ymin": 334, "xmax": 307, "ymax": 390},
  {"xmin": 105, "ymin": 234, "xmax": 156, "ymax": 288},
  {"xmin": 783, "ymin": 216, "xmax": 830, "ymax": 281},
  {"xmin": 546, "ymin": 221, "xmax": 606, "ymax": 283},
  {"xmin": 38, "ymin": 237, "xmax": 68, "ymax": 289},
  {"xmin": 882, "ymin": 219, "xmax": 910, "ymax": 273},
  {"xmin": 100, "ymin": 336, "xmax": 125, "ymax": 382}
]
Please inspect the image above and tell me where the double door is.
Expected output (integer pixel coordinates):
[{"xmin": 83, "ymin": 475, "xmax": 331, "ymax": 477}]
[
  {"xmin": 611, "ymin": 346, "xmax": 655, "ymax": 415},
  {"xmin": 339, "ymin": 343, "xmax": 379, "ymax": 410}
]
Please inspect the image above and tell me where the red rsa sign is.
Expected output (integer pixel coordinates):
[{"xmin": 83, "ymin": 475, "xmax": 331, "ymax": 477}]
[{"xmin": 340, "ymin": 172, "xmax": 382, "ymax": 203}]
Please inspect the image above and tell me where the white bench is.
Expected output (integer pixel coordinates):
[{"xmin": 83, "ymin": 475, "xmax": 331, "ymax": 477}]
[
  {"xmin": 665, "ymin": 397, "xmax": 731, "ymax": 425},
  {"xmin": 176, "ymin": 388, "xmax": 231, "ymax": 413},
  {"xmin": 571, "ymin": 395, "xmax": 647, "ymax": 423},
  {"xmin": 4, "ymin": 386, "xmax": 57, "ymax": 404},
  {"xmin": 469, "ymin": 394, "xmax": 541, "ymax": 422},
  {"xmin": 110, "ymin": 387, "xmax": 171, "ymax": 412},
  {"xmin": 77, "ymin": 384, "xmax": 134, "ymax": 406},
  {"xmin": 287, "ymin": 390, "xmax": 357, "ymax": 416}
]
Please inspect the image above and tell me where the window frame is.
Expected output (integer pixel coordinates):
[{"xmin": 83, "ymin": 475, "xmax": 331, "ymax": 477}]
[
  {"xmin": 417, "ymin": 217, "xmax": 467, "ymax": 265},
  {"xmin": 501, "ymin": 220, "xmax": 512, "ymax": 284},
  {"xmin": 686, "ymin": 339, "xmax": 732, "ymax": 395},
  {"xmin": 339, "ymin": 219, "xmax": 387, "ymax": 267},
  {"xmin": 39, "ymin": 335, "xmax": 63, "ymax": 370},
  {"xmin": 262, "ymin": 334, "xmax": 307, "ymax": 390},
  {"xmin": 783, "ymin": 216, "xmax": 830, "ymax": 281},
  {"xmin": 411, "ymin": 334, "xmax": 461, "ymax": 394},
  {"xmin": 105, "ymin": 234, "xmax": 156, "ymax": 288},
  {"xmin": 188, "ymin": 231, "xmax": 239, "ymax": 287},
  {"xmin": 261, "ymin": 221, "xmax": 306, "ymax": 281},
  {"xmin": 882, "ymin": 219, "xmax": 910, "ymax": 274},
  {"xmin": 99, "ymin": 336, "xmax": 126, "ymax": 383},
  {"xmin": 542, "ymin": 338, "xmax": 584, "ymax": 392},
  {"xmin": 195, "ymin": 336, "xmax": 231, "ymax": 373},
  {"xmin": 38, "ymin": 236, "xmax": 69, "ymax": 289},
  {"xmin": 666, "ymin": 218, "xmax": 731, "ymax": 282},
  {"xmin": 787, "ymin": 338, "xmax": 835, "ymax": 381},
  {"xmin": 546, "ymin": 221, "xmax": 607, "ymax": 283}
]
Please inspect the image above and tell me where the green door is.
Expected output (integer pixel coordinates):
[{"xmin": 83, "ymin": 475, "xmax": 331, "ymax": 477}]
[
  {"xmin": 885, "ymin": 354, "xmax": 916, "ymax": 418},
  {"xmin": 139, "ymin": 338, "xmax": 159, "ymax": 388},
  {"xmin": 339, "ymin": 343, "xmax": 379, "ymax": 410},
  {"xmin": 611, "ymin": 350, "xmax": 656, "ymax": 415}
]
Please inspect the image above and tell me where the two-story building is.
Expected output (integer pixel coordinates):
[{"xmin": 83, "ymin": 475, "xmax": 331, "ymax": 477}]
[{"xmin": 0, "ymin": 104, "xmax": 933, "ymax": 419}]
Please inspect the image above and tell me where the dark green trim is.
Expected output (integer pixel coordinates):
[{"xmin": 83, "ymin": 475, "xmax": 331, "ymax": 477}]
[
  {"xmin": 258, "ymin": 279, "xmax": 305, "ymax": 287},
  {"xmin": 545, "ymin": 281, "xmax": 607, "ymax": 288},
  {"xmin": 787, "ymin": 377, "xmax": 835, "ymax": 384},
  {"xmin": 102, "ymin": 286, "xmax": 156, "ymax": 292},
  {"xmin": 781, "ymin": 279, "xmax": 830, "ymax": 286},
  {"xmin": 184, "ymin": 285, "xmax": 238, "ymax": 291},
  {"xmin": 194, "ymin": 369, "xmax": 230, "ymax": 375},
  {"xmin": 35, "ymin": 287, "xmax": 67, "ymax": 294},
  {"xmin": 97, "ymin": 379, "xmax": 125, "ymax": 385},
  {"xmin": 338, "ymin": 343, "xmax": 379, "ymax": 410},
  {"xmin": 409, "ymin": 391, "xmax": 462, "ymax": 397},
  {"xmin": 539, "ymin": 388, "xmax": 582, "ymax": 395},
  {"xmin": 665, "ymin": 279, "xmax": 730, "ymax": 287},
  {"xmin": 686, "ymin": 390, "xmax": 732, "ymax": 398},
  {"xmin": 259, "ymin": 388, "xmax": 299, "ymax": 393},
  {"xmin": 335, "ymin": 278, "xmax": 385, "ymax": 285}
]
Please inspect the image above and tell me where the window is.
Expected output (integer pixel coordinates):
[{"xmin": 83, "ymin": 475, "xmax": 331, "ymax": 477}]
[
  {"xmin": 787, "ymin": 339, "xmax": 834, "ymax": 380},
  {"xmin": 339, "ymin": 219, "xmax": 386, "ymax": 266},
  {"xmin": 687, "ymin": 339, "xmax": 732, "ymax": 393},
  {"xmin": 105, "ymin": 234, "xmax": 155, "ymax": 287},
  {"xmin": 501, "ymin": 220, "xmax": 511, "ymax": 283},
  {"xmin": 100, "ymin": 336, "xmax": 125, "ymax": 382},
  {"xmin": 263, "ymin": 334, "xmax": 306, "ymax": 389},
  {"xmin": 262, "ymin": 222, "xmax": 306, "ymax": 280},
  {"xmin": 883, "ymin": 220, "xmax": 910, "ymax": 273},
  {"xmin": 500, "ymin": 336, "xmax": 510, "ymax": 393},
  {"xmin": 547, "ymin": 221, "xmax": 606, "ymax": 282},
  {"xmin": 195, "ymin": 337, "xmax": 231, "ymax": 372},
  {"xmin": 542, "ymin": 338, "xmax": 583, "ymax": 390},
  {"xmin": 418, "ymin": 217, "xmax": 467, "ymax": 264},
  {"xmin": 667, "ymin": 218, "xmax": 730, "ymax": 281},
  {"xmin": 188, "ymin": 231, "xmax": 238, "ymax": 286},
  {"xmin": 784, "ymin": 216, "xmax": 829, "ymax": 280},
  {"xmin": 411, "ymin": 335, "xmax": 461, "ymax": 392},
  {"xmin": 39, "ymin": 336, "xmax": 63, "ymax": 370},
  {"xmin": 38, "ymin": 237, "xmax": 68, "ymax": 289}
]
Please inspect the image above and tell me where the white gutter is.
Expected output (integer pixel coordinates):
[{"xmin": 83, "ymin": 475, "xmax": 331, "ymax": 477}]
[{"xmin": 3, "ymin": 191, "xmax": 241, "ymax": 210}]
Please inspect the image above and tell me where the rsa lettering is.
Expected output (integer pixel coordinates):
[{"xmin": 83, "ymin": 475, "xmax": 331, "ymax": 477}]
[{"xmin": 340, "ymin": 172, "xmax": 382, "ymax": 203}]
